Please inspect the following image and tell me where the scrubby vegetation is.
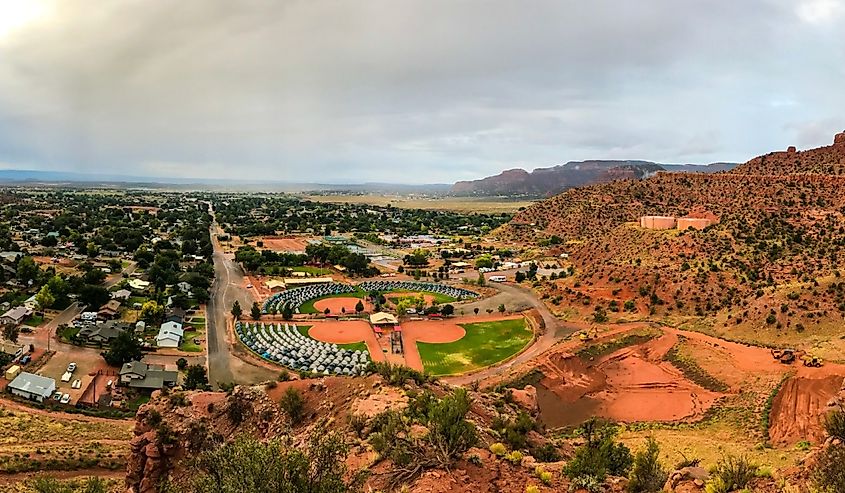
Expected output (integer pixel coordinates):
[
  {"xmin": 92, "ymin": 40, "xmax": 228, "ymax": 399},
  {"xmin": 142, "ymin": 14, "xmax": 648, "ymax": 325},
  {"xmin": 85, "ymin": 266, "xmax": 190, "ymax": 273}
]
[{"xmin": 563, "ymin": 419, "xmax": 632, "ymax": 489}]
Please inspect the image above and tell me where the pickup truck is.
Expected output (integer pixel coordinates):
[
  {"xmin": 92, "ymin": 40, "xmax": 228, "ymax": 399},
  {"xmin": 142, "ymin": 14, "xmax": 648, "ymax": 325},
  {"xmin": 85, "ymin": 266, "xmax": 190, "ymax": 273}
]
[{"xmin": 61, "ymin": 371, "xmax": 73, "ymax": 383}]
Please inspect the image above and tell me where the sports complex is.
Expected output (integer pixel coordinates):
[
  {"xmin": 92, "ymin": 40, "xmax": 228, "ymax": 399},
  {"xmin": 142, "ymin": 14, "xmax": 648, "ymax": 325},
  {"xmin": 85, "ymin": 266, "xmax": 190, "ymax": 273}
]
[{"xmin": 234, "ymin": 280, "xmax": 535, "ymax": 376}]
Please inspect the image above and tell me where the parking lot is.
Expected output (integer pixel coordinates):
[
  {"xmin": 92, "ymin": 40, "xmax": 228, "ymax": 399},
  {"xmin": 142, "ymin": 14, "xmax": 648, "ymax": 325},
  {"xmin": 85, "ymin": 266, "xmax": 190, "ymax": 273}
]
[{"xmin": 37, "ymin": 346, "xmax": 107, "ymax": 405}]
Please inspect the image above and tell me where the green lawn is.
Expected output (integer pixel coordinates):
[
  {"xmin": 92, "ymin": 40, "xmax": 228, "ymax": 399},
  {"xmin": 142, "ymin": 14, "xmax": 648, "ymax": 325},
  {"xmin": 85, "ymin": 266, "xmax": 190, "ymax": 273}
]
[
  {"xmin": 296, "ymin": 324, "xmax": 368, "ymax": 353},
  {"xmin": 298, "ymin": 289, "xmax": 366, "ymax": 314},
  {"xmin": 386, "ymin": 290, "xmax": 457, "ymax": 304},
  {"xmin": 58, "ymin": 325, "xmax": 80, "ymax": 342},
  {"xmin": 23, "ymin": 314, "xmax": 44, "ymax": 327},
  {"xmin": 417, "ymin": 318, "xmax": 532, "ymax": 376},
  {"xmin": 292, "ymin": 266, "xmax": 330, "ymax": 275},
  {"xmin": 179, "ymin": 331, "xmax": 203, "ymax": 352}
]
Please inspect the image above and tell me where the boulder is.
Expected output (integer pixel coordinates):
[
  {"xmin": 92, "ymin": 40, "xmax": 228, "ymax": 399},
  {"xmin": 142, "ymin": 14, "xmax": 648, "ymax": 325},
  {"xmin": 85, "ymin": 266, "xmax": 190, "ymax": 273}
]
[
  {"xmin": 510, "ymin": 385, "xmax": 539, "ymax": 413},
  {"xmin": 664, "ymin": 467, "xmax": 709, "ymax": 492}
]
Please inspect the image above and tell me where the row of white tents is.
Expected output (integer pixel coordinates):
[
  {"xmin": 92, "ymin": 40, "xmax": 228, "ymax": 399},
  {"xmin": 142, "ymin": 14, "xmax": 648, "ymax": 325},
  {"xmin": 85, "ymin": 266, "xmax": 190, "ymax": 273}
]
[{"xmin": 236, "ymin": 321, "xmax": 369, "ymax": 375}]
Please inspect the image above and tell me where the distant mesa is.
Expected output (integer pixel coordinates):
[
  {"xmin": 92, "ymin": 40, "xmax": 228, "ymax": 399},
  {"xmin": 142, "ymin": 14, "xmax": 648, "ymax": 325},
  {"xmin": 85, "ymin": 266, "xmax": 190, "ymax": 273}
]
[{"xmin": 451, "ymin": 160, "xmax": 737, "ymax": 197}]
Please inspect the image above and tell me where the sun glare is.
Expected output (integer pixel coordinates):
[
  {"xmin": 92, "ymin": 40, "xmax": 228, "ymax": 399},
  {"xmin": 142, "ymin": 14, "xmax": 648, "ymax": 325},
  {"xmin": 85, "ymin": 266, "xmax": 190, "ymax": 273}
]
[{"xmin": 0, "ymin": 0, "xmax": 49, "ymax": 40}]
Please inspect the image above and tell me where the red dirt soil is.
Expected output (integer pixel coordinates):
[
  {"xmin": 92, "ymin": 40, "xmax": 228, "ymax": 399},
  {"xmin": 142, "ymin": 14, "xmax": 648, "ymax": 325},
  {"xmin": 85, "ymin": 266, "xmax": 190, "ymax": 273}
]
[
  {"xmin": 313, "ymin": 297, "xmax": 373, "ymax": 314},
  {"xmin": 536, "ymin": 332, "xmax": 721, "ymax": 427},
  {"xmin": 768, "ymin": 375, "xmax": 844, "ymax": 447},
  {"xmin": 260, "ymin": 237, "xmax": 310, "ymax": 252},
  {"xmin": 307, "ymin": 320, "xmax": 386, "ymax": 362}
]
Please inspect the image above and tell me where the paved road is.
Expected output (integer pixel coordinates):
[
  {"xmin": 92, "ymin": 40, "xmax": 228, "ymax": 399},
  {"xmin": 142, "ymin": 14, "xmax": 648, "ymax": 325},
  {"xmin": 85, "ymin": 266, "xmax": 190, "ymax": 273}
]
[{"xmin": 205, "ymin": 206, "xmax": 273, "ymax": 388}]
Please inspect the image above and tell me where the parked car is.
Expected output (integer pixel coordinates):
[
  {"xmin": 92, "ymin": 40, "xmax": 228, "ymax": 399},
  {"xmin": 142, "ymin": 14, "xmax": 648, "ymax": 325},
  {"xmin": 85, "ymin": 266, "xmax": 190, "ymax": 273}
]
[
  {"xmin": 60, "ymin": 394, "xmax": 71, "ymax": 404},
  {"xmin": 71, "ymin": 379, "xmax": 82, "ymax": 389},
  {"xmin": 66, "ymin": 362, "xmax": 77, "ymax": 373},
  {"xmin": 52, "ymin": 391, "xmax": 62, "ymax": 401},
  {"xmin": 19, "ymin": 355, "xmax": 31, "ymax": 365}
]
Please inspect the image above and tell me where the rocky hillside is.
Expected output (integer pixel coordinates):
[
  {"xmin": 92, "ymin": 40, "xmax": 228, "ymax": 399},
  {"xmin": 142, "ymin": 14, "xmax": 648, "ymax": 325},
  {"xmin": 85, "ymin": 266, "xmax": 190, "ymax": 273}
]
[
  {"xmin": 451, "ymin": 160, "xmax": 736, "ymax": 197},
  {"xmin": 499, "ymin": 132, "xmax": 845, "ymax": 328}
]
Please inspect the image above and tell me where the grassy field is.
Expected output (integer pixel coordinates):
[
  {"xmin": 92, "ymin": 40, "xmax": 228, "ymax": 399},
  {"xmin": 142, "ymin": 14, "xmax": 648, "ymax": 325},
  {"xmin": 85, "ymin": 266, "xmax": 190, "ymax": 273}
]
[
  {"xmin": 292, "ymin": 266, "xmax": 331, "ymax": 275},
  {"xmin": 301, "ymin": 194, "xmax": 534, "ymax": 214},
  {"xmin": 387, "ymin": 290, "xmax": 457, "ymax": 305},
  {"xmin": 418, "ymin": 318, "xmax": 532, "ymax": 376},
  {"xmin": 179, "ymin": 330, "xmax": 203, "ymax": 352},
  {"xmin": 23, "ymin": 314, "xmax": 43, "ymax": 327},
  {"xmin": 298, "ymin": 289, "xmax": 365, "ymax": 314}
]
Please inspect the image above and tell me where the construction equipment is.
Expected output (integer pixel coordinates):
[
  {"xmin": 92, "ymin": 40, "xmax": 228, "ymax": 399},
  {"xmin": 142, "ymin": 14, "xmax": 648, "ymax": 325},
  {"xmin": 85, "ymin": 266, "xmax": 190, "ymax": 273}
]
[
  {"xmin": 771, "ymin": 348, "xmax": 796, "ymax": 364},
  {"xmin": 578, "ymin": 328, "xmax": 599, "ymax": 342},
  {"xmin": 802, "ymin": 355, "xmax": 824, "ymax": 368}
]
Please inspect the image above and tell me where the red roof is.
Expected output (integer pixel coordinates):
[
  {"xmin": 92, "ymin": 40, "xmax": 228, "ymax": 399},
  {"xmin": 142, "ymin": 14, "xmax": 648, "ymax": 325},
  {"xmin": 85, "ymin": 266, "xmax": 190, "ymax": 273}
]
[{"xmin": 394, "ymin": 325, "xmax": 402, "ymax": 332}]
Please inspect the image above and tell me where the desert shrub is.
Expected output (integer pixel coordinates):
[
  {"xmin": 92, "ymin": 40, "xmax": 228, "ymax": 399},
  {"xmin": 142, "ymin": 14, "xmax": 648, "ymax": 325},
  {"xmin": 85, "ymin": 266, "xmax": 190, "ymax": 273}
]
[
  {"xmin": 570, "ymin": 474, "xmax": 602, "ymax": 493},
  {"xmin": 825, "ymin": 406, "xmax": 845, "ymax": 440},
  {"xmin": 812, "ymin": 444, "xmax": 845, "ymax": 493},
  {"xmin": 277, "ymin": 369, "xmax": 291, "ymax": 382},
  {"xmin": 563, "ymin": 420, "xmax": 632, "ymax": 485},
  {"xmin": 164, "ymin": 429, "xmax": 365, "ymax": 492},
  {"xmin": 30, "ymin": 476, "xmax": 108, "ymax": 493},
  {"xmin": 531, "ymin": 443, "xmax": 562, "ymax": 462},
  {"xmin": 506, "ymin": 450, "xmax": 524, "ymax": 464},
  {"xmin": 279, "ymin": 387, "xmax": 306, "ymax": 425},
  {"xmin": 490, "ymin": 443, "xmax": 507, "ymax": 456},
  {"xmin": 226, "ymin": 396, "xmax": 251, "ymax": 425},
  {"xmin": 526, "ymin": 486, "xmax": 540, "ymax": 493},
  {"xmin": 706, "ymin": 455, "xmax": 756, "ymax": 493},
  {"xmin": 492, "ymin": 411, "xmax": 536, "ymax": 450},
  {"xmin": 627, "ymin": 437, "xmax": 667, "ymax": 493},
  {"xmin": 369, "ymin": 388, "xmax": 476, "ymax": 487},
  {"xmin": 369, "ymin": 362, "xmax": 432, "ymax": 386}
]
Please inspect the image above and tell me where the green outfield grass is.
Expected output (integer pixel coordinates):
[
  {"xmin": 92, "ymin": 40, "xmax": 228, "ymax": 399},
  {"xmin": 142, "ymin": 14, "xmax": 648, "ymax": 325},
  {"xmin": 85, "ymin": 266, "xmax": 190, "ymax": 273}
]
[
  {"xmin": 386, "ymin": 290, "xmax": 457, "ymax": 304},
  {"xmin": 417, "ymin": 318, "xmax": 532, "ymax": 376},
  {"xmin": 298, "ymin": 289, "xmax": 366, "ymax": 314}
]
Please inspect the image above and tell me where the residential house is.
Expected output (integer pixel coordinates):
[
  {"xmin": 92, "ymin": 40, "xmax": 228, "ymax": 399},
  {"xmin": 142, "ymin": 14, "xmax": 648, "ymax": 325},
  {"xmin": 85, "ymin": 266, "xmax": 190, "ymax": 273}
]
[
  {"xmin": 8, "ymin": 372, "xmax": 56, "ymax": 402},
  {"xmin": 176, "ymin": 281, "xmax": 192, "ymax": 295},
  {"xmin": 165, "ymin": 308, "xmax": 186, "ymax": 325},
  {"xmin": 77, "ymin": 321, "xmax": 130, "ymax": 345},
  {"xmin": 128, "ymin": 279, "xmax": 151, "ymax": 291},
  {"xmin": 0, "ymin": 306, "xmax": 31, "ymax": 326},
  {"xmin": 155, "ymin": 321, "xmax": 184, "ymax": 348},
  {"xmin": 97, "ymin": 300, "xmax": 122, "ymax": 320},
  {"xmin": 0, "ymin": 340, "xmax": 23, "ymax": 360},
  {"xmin": 119, "ymin": 361, "xmax": 178, "ymax": 390},
  {"xmin": 112, "ymin": 289, "xmax": 131, "ymax": 301}
]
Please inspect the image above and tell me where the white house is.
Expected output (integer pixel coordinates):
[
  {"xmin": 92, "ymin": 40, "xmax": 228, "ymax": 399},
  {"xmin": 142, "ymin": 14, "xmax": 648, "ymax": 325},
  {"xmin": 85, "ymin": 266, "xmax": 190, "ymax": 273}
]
[
  {"xmin": 176, "ymin": 281, "xmax": 192, "ymax": 295},
  {"xmin": 155, "ymin": 321, "xmax": 184, "ymax": 348},
  {"xmin": 0, "ymin": 306, "xmax": 31, "ymax": 326},
  {"xmin": 112, "ymin": 289, "xmax": 132, "ymax": 301},
  {"xmin": 8, "ymin": 372, "xmax": 56, "ymax": 402},
  {"xmin": 128, "ymin": 279, "xmax": 151, "ymax": 291}
]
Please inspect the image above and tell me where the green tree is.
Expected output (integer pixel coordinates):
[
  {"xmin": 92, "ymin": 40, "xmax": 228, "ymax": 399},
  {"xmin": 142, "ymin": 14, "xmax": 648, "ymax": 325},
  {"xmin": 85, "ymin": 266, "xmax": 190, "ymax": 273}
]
[
  {"xmin": 3, "ymin": 324, "xmax": 20, "ymax": 343},
  {"xmin": 251, "ymin": 302, "xmax": 261, "ymax": 320},
  {"xmin": 140, "ymin": 301, "xmax": 165, "ymax": 324},
  {"xmin": 627, "ymin": 437, "xmax": 667, "ymax": 493},
  {"xmin": 280, "ymin": 387, "xmax": 306, "ymax": 425},
  {"xmin": 102, "ymin": 331, "xmax": 143, "ymax": 366},
  {"xmin": 477, "ymin": 272, "xmax": 486, "ymax": 287},
  {"xmin": 497, "ymin": 303, "xmax": 506, "ymax": 314},
  {"xmin": 165, "ymin": 430, "xmax": 364, "ymax": 493},
  {"xmin": 184, "ymin": 364, "xmax": 209, "ymax": 390},
  {"xmin": 35, "ymin": 284, "xmax": 55, "ymax": 310},
  {"xmin": 16, "ymin": 256, "xmax": 39, "ymax": 284},
  {"xmin": 441, "ymin": 304, "xmax": 454, "ymax": 316},
  {"xmin": 282, "ymin": 305, "xmax": 294, "ymax": 320},
  {"xmin": 231, "ymin": 300, "xmax": 242, "ymax": 319},
  {"xmin": 354, "ymin": 300, "xmax": 364, "ymax": 313}
]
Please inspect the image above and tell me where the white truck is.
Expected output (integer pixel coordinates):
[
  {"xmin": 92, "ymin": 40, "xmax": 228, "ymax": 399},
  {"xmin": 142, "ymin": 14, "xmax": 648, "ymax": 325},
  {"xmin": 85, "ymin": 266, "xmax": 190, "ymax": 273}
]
[{"xmin": 489, "ymin": 275, "xmax": 507, "ymax": 282}]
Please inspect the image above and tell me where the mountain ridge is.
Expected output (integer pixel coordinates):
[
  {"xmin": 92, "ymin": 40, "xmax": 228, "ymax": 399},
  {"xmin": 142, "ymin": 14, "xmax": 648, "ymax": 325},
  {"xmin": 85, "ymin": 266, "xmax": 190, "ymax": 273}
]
[{"xmin": 451, "ymin": 160, "xmax": 737, "ymax": 196}]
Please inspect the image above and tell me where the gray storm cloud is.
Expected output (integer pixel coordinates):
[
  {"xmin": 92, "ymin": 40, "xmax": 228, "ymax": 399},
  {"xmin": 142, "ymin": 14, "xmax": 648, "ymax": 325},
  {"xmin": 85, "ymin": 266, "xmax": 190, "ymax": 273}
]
[{"xmin": 0, "ymin": 0, "xmax": 843, "ymax": 183}]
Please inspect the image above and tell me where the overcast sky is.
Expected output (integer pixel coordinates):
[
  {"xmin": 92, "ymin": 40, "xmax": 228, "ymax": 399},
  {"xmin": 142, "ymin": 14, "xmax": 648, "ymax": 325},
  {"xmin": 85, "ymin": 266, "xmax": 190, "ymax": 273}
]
[{"xmin": 0, "ymin": 0, "xmax": 843, "ymax": 184}]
